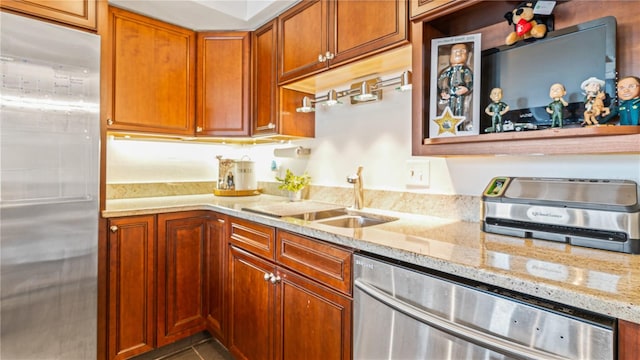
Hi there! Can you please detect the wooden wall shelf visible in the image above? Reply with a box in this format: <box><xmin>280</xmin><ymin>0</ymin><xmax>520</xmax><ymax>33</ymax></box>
<box><xmin>411</xmin><ymin>0</ymin><xmax>640</xmax><ymax>157</ymax></box>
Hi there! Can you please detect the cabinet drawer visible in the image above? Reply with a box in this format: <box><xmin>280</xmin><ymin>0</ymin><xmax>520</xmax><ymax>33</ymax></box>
<box><xmin>276</xmin><ymin>230</ymin><xmax>353</xmax><ymax>295</ymax></box>
<box><xmin>229</xmin><ymin>217</ymin><xmax>276</xmax><ymax>261</ymax></box>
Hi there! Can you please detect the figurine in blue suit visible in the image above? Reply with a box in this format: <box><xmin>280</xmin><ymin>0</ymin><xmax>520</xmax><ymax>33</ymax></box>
<box><xmin>602</xmin><ymin>76</ymin><xmax>640</xmax><ymax>126</ymax></box>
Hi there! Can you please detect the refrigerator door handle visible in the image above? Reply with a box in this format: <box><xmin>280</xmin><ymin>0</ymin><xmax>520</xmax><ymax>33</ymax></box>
<box><xmin>355</xmin><ymin>279</ymin><xmax>569</xmax><ymax>360</ymax></box>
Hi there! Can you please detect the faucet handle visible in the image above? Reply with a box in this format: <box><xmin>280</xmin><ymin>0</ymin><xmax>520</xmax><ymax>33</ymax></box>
<box><xmin>347</xmin><ymin>166</ymin><xmax>363</xmax><ymax>183</ymax></box>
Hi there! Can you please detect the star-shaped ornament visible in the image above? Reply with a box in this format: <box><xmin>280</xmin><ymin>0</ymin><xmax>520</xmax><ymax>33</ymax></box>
<box><xmin>433</xmin><ymin>107</ymin><xmax>464</xmax><ymax>135</ymax></box>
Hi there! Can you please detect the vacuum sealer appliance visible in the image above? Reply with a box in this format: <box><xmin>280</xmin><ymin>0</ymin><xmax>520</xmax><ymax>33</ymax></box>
<box><xmin>481</xmin><ymin>177</ymin><xmax>640</xmax><ymax>254</ymax></box>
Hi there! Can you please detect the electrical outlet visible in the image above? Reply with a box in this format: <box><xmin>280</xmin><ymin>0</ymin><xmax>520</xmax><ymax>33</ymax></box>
<box><xmin>405</xmin><ymin>160</ymin><xmax>430</xmax><ymax>188</ymax></box>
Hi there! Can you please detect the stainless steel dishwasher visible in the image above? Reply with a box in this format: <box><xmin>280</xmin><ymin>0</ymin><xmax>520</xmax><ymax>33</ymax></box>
<box><xmin>353</xmin><ymin>254</ymin><xmax>615</xmax><ymax>360</ymax></box>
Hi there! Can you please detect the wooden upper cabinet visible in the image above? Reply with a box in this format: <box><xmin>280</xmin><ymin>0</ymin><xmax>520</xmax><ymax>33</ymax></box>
<box><xmin>278</xmin><ymin>0</ymin><xmax>328</xmax><ymax>84</ymax></box>
<box><xmin>252</xmin><ymin>20</ymin><xmax>279</xmax><ymax>136</ymax></box>
<box><xmin>1</xmin><ymin>0</ymin><xmax>97</xmax><ymax>30</ymax></box>
<box><xmin>253</xmin><ymin>20</ymin><xmax>315</xmax><ymax>138</ymax></box>
<box><xmin>197</xmin><ymin>31</ymin><xmax>251</xmax><ymax>136</ymax></box>
<box><xmin>278</xmin><ymin>0</ymin><xmax>408</xmax><ymax>84</ymax></box>
<box><xmin>105</xmin><ymin>7</ymin><xmax>196</xmax><ymax>136</ymax></box>
<box><xmin>330</xmin><ymin>0</ymin><xmax>408</xmax><ymax>65</ymax></box>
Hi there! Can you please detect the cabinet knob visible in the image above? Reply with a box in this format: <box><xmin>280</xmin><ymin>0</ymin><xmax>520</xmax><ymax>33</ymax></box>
<box><xmin>107</xmin><ymin>118</ymin><xmax>113</xmax><ymax>126</ymax></box>
<box><xmin>325</xmin><ymin>51</ymin><xmax>334</xmax><ymax>60</ymax></box>
<box><xmin>110</xmin><ymin>225</ymin><xmax>118</xmax><ymax>233</ymax></box>
<box><xmin>268</xmin><ymin>122</ymin><xmax>275</xmax><ymax>129</ymax></box>
<box><xmin>318</xmin><ymin>53</ymin><xmax>326</xmax><ymax>63</ymax></box>
<box><xmin>264</xmin><ymin>273</ymin><xmax>272</xmax><ymax>281</ymax></box>
<box><xmin>269</xmin><ymin>274</ymin><xmax>281</xmax><ymax>284</ymax></box>
<box><xmin>196</xmin><ymin>126</ymin><xmax>203</xmax><ymax>133</ymax></box>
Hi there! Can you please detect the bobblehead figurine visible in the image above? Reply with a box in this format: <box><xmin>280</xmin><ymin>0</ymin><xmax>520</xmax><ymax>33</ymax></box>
<box><xmin>581</xmin><ymin>77</ymin><xmax>610</xmax><ymax>125</ymax></box>
<box><xmin>546</xmin><ymin>83</ymin><xmax>568</xmax><ymax>128</ymax></box>
<box><xmin>484</xmin><ymin>88</ymin><xmax>510</xmax><ymax>132</ymax></box>
<box><xmin>603</xmin><ymin>76</ymin><xmax>640</xmax><ymax>126</ymax></box>
<box><xmin>437</xmin><ymin>43</ymin><xmax>473</xmax><ymax>117</ymax></box>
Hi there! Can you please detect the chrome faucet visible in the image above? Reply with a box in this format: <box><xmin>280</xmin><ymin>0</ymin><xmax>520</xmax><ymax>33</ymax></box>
<box><xmin>347</xmin><ymin>166</ymin><xmax>364</xmax><ymax>210</ymax></box>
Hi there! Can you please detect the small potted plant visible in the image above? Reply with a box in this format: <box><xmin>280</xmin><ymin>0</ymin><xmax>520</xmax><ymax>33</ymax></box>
<box><xmin>276</xmin><ymin>169</ymin><xmax>311</xmax><ymax>201</ymax></box>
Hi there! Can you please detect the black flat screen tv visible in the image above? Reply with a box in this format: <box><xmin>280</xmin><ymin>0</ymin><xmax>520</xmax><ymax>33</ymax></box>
<box><xmin>480</xmin><ymin>16</ymin><xmax>617</xmax><ymax>131</ymax></box>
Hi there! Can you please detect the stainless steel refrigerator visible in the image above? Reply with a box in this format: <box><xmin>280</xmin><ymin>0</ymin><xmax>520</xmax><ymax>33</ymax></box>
<box><xmin>1</xmin><ymin>12</ymin><xmax>100</xmax><ymax>359</ymax></box>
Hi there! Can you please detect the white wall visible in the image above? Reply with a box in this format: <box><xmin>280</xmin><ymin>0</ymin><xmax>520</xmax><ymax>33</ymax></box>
<box><xmin>107</xmin><ymin>75</ymin><xmax>640</xmax><ymax>196</ymax></box>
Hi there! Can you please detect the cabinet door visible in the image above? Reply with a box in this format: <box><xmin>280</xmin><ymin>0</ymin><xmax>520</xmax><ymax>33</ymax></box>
<box><xmin>196</xmin><ymin>31</ymin><xmax>250</xmax><ymax>136</ymax></box>
<box><xmin>204</xmin><ymin>213</ymin><xmax>227</xmax><ymax>343</ymax></box>
<box><xmin>157</xmin><ymin>212</ymin><xmax>208</xmax><ymax>347</ymax></box>
<box><xmin>107</xmin><ymin>215</ymin><xmax>155</xmax><ymax>360</ymax></box>
<box><xmin>1</xmin><ymin>0</ymin><xmax>97</xmax><ymax>30</ymax></box>
<box><xmin>330</xmin><ymin>0</ymin><xmax>408</xmax><ymax>66</ymax></box>
<box><xmin>252</xmin><ymin>20</ymin><xmax>278</xmax><ymax>136</ymax></box>
<box><xmin>278</xmin><ymin>267</ymin><xmax>352</xmax><ymax>360</ymax></box>
<box><xmin>277</xmin><ymin>0</ymin><xmax>329</xmax><ymax>84</ymax></box>
<box><xmin>107</xmin><ymin>7</ymin><xmax>196</xmax><ymax>136</ymax></box>
<box><xmin>228</xmin><ymin>246</ymin><xmax>277</xmax><ymax>360</ymax></box>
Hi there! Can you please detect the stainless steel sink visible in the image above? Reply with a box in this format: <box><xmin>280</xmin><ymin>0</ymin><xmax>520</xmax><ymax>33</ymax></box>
<box><xmin>288</xmin><ymin>209</ymin><xmax>398</xmax><ymax>228</ymax></box>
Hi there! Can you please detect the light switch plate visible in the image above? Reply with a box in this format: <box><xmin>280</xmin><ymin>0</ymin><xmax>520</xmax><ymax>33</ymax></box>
<box><xmin>405</xmin><ymin>160</ymin><xmax>430</xmax><ymax>188</ymax></box>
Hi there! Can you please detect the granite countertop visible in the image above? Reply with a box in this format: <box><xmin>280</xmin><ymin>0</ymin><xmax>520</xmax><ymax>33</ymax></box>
<box><xmin>104</xmin><ymin>194</ymin><xmax>640</xmax><ymax>324</ymax></box>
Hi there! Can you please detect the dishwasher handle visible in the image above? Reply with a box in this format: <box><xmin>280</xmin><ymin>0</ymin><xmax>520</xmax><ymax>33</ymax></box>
<box><xmin>355</xmin><ymin>279</ymin><xmax>569</xmax><ymax>360</ymax></box>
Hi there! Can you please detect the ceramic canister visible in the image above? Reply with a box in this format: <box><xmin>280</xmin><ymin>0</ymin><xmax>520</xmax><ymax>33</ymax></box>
<box><xmin>234</xmin><ymin>157</ymin><xmax>256</xmax><ymax>190</ymax></box>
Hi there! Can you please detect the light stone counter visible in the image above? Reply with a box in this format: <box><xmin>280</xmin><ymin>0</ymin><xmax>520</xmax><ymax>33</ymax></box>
<box><xmin>104</xmin><ymin>194</ymin><xmax>640</xmax><ymax>324</ymax></box>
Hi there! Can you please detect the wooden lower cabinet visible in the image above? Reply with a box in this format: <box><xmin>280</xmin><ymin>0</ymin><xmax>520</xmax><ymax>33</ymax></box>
<box><xmin>204</xmin><ymin>213</ymin><xmax>228</xmax><ymax>343</ymax></box>
<box><xmin>227</xmin><ymin>218</ymin><xmax>353</xmax><ymax>360</ymax></box>
<box><xmin>157</xmin><ymin>211</ymin><xmax>210</xmax><ymax>347</ymax></box>
<box><xmin>107</xmin><ymin>215</ymin><xmax>156</xmax><ymax>360</ymax></box>
<box><xmin>619</xmin><ymin>319</ymin><xmax>640</xmax><ymax>360</ymax></box>
<box><xmin>228</xmin><ymin>246</ymin><xmax>277</xmax><ymax>360</ymax></box>
<box><xmin>279</xmin><ymin>267</ymin><xmax>351</xmax><ymax>360</ymax></box>
<box><xmin>106</xmin><ymin>211</ymin><xmax>227</xmax><ymax>359</ymax></box>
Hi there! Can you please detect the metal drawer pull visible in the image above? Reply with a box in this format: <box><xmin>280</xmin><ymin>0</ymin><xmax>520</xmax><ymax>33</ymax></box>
<box><xmin>263</xmin><ymin>273</ymin><xmax>281</xmax><ymax>284</ymax></box>
<box><xmin>354</xmin><ymin>279</ymin><xmax>568</xmax><ymax>360</ymax></box>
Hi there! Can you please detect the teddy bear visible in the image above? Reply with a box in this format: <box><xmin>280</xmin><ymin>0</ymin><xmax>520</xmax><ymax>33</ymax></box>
<box><xmin>504</xmin><ymin>1</ymin><xmax>552</xmax><ymax>46</ymax></box>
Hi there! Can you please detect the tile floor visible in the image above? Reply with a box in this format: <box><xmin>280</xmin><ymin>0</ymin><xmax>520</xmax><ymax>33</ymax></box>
<box><xmin>132</xmin><ymin>333</ymin><xmax>233</xmax><ymax>360</ymax></box>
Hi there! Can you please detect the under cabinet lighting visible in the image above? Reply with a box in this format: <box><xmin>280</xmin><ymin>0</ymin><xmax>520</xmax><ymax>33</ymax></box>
<box><xmin>296</xmin><ymin>96</ymin><xmax>315</xmax><ymax>113</ymax></box>
<box><xmin>324</xmin><ymin>89</ymin><xmax>341</xmax><ymax>106</ymax></box>
<box><xmin>294</xmin><ymin>70</ymin><xmax>412</xmax><ymax>112</ymax></box>
<box><xmin>351</xmin><ymin>79</ymin><xmax>381</xmax><ymax>102</ymax></box>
